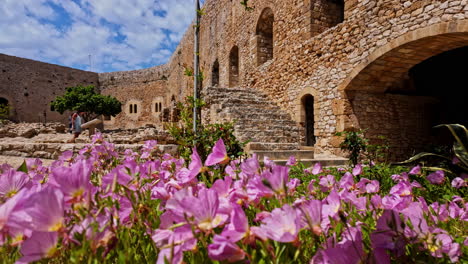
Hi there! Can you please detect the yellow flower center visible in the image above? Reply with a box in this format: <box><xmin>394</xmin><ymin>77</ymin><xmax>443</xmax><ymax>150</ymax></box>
<box><xmin>48</xmin><ymin>220</ymin><xmax>63</xmax><ymax>232</ymax></box>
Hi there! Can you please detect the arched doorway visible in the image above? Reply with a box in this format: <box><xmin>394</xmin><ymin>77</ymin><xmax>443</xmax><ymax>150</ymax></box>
<box><xmin>0</xmin><ymin>97</ymin><xmax>10</xmax><ymax>119</ymax></box>
<box><xmin>341</xmin><ymin>21</ymin><xmax>468</xmax><ymax>158</ymax></box>
<box><xmin>302</xmin><ymin>94</ymin><xmax>315</xmax><ymax>146</ymax></box>
<box><xmin>256</xmin><ymin>8</ymin><xmax>274</xmax><ymax>66</ymax></box>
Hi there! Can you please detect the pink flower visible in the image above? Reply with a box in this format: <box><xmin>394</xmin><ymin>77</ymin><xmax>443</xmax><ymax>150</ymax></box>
<box><xmin>298</xmin><ymin>199</ymin><xmax>322</xmax><ymax>235</ymax></box>
<box><xmin>262</xmin><ymin>165</ymin><xmax>289</xmax><ymax>195</ymax></box>
<box><xmin>319</xmin><ymin>175</ymin><xmax>335</xmax><ymax>192</ymax></box>
<box><xmin>259</xmin><ymin>204</ymin><xmax>300</xmax><ymax>242</ymax></box>
<box><xmin>426</xmin><ymin>170</ymin><xmax>445</xmax><ymax>185</ymax></box>
<box><xmin>322</xmin><ymin>190</ymin><xmax>341</xmax><ymax>219</ymax></box>
<box><xmin>352</xmin><ymin>164</ymin><xmax>363</xmax><ymax>176</ymax></box>
<box><xmin>409</xmin><ymin>165</ymin><xmax>421</xmax><ymax>175</ymax></box>
<box><xmin>17</xmin><ymin>232</ymin><xmax>58</xmax><ymax>264</ymax></box>
<box><xmin>221</xmin><ymin>204</ymin><xmax>249</xmax><ymax>242</ymax></box>
<box><xmin>205</xmin><ymin>139</ymin><xmax>229</xmax><ymax>166</ymax></box>
<box><xmin>339</xmin><ymin>172</ymin><xmax>354</xmax><ymax>190</ymax></box>
<box><xmin>176</xmin><ymin>148</ymin><xmax>202</xmax><ymax>184</ymax></box>
<box><xmin>311</xmin><ymin>163</ymin><xmax>323</xmax><ymax>175</ymax></box>
<box><xmin>286</xmin><ymin>156</ymin><xmax>297</xmax><ymax>166</ymax></box>
<box><xmin>451</xmin><ymin>177</ymin><xmax>466</xmax><ymax>188</ymax></box>
<box><xmin>390</xmin><ymin>181</ymin><xmax>412</xmax><ymax>197</ymax></box>
<box><xmin>208</xmin><ymin>235</ymin><xmax>246</xmax><ymax>262</ymax></box>
<box><xmin>49</xmin><ymin>160</ymin><xmax>92</xmax><ymax>202</ymax></box>
<box><xmin>22</xmin><ymin>187</ymin><xmax>64</xmax><ymax>232</ymax></box>
<box><xmin>366</xmin><ymin>180</ymin><xmax>380</xmax><ymax>193</ymax></box>
<box><xmin>0</xmin><ymin>169</ymin><xmax>30</xmax><ymax>198</ymax></box>
<box><xmin>152</xmin><ymin>225</ymin><xmax>196</xmax><ymax>264</ymax></box>
<box><xmin>181</xmin><ymin>187</ymin><xmax>226</xmax><ymax>231</ymax></box>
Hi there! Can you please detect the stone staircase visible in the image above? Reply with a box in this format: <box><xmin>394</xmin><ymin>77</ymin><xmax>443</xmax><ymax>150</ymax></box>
<box><xmin>202</xmin><ymin>87</ymin><xmax>313</xmax><ymax>161</ymax></box>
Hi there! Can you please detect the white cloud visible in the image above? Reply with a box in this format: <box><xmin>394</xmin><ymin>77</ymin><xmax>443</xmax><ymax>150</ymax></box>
<box><xmin>0</xmin><ymin>0</ymin><xmax>197</xmax><ymax>72</ymax></box>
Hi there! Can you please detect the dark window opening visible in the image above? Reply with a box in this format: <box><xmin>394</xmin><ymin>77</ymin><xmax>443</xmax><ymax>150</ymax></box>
<box><xmin>229</xmin><ymin>46</ymin><xmax>239</xmax><ymax>87</ymax></box>
<box><xmin>256</xmin><ymin>8</ymin><xmax>274</xmax><ymax>66</ymax></box>
<box><xmin>129</xmin><ymin>104</ymin><xmax>133</xmax><ymax>114</ymax></box>
<box><xmin>302</xmin><ymin>95</ymin><xmax>315</xmax><ymax>146</ymax></box>
<box><xmin>212</xmin><ymin>59</ymin><xmax>220</xmax><ymax>86</ymax></box>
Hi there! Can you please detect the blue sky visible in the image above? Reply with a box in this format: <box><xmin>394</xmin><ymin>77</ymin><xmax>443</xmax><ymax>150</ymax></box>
<box><xmin>0</xmin><ymin>0</ymin><xmax>204</xmax><ymax>72</ymax></box>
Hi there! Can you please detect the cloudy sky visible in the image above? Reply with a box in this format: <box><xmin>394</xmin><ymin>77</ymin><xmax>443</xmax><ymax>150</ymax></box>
<box><xmin>0</xmin><ymin>0</ymin><xmax>203</xmax><ymax>72</ymax></box>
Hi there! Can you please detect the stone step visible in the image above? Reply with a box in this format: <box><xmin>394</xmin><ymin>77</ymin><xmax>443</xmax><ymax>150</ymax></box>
<box><xmin>273</xmin><ymin>158</ymin><xmax>348</xmax><ymax>167</ymax></box>
<box><xmin>248</xmin><ymin>150</ymin><xmax>314</xmax><ymax>160</ymax></box>
<box><xmin>246</xmin><ymin>142</ymin><xmax>300</xmax><ymax>151</ymax></box>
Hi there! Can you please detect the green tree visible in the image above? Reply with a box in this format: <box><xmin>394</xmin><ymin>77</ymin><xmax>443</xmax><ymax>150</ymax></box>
<box><xmin>50</xmin><ymin>85</ymin><xmax>122</xmax><ymax>120</ymax></box>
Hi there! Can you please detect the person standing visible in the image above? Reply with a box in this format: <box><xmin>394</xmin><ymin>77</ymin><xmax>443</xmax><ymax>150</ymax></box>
<box><xmin>68</xmin><ymin>111</ymin><xmax>84</xmax><ymax>143</ymax></box>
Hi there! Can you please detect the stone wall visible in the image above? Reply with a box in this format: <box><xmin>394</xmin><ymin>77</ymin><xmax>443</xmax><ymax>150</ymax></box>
<box><xmin>160</xmin><ymin>0</ymin><xmax>468</xmax><ymax>157</ymax></box>
<box><xmin>0</xmin><ymin>53</ymin><xmax>98</xmax><ymax>123</ymax></box>
<box><xmin>98</xmin><ymin>65</ymin><xmax>169</xmax><ymax>129</ymax></box>
<box><xmin>3</xmin><ymin>0</ymin><xmax>468</xmax><ymax>159</ymax></box>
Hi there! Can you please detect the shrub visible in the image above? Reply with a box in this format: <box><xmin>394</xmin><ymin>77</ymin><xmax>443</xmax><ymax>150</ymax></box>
<box><xmin>166</xmin><ymin>96</ymin><xmax>247</xmax><ymax>162</ymax></box>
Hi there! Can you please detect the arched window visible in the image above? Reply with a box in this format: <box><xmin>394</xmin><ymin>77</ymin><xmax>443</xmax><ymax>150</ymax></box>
<box><xmin>129</xmin><ymin>104</ymin><xmax>133</xmax><ymax>114</ymax></box>
<box><xmin>159</xmin><ymin>102</ymin><xmax>162</xmax><ymax>112</ymax></box>
<box><xmin>256</xmin><ymin>8</ymin><xmax>274</xmax><ymax>66</ymax></box>
<box><xmin>301</xmin><ymin>94</ymin><xmax>315</xmax><ymax>146</ymax></box>
<box><xmin>229</xmin><ymin>46</ymin><xmax>239</xmax><ymax>87</ymax></box>
<box><xmin>133</xmin><ymin>104</ymin><xmax>138</xmax><ymax>114</ymax></box>
<box><xmin>155</xmin><ymin>103</ymin><xmax>159</xmax><ymax>112</ymax></box>
<box><xmin>212</xmin><ymin>59</ymin><xmax>220</xmax><ymax>87</ymax></box>
<box><xmin>310</xmin><ymin>0</ymin><xmax>344</xmax><ymax>36</ymax></box>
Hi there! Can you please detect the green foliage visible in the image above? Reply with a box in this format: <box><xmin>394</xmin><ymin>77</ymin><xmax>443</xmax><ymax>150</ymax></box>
<box><xmin>50</xmin><ymin>85</ymin><xmax>122</xmax><ymax>120</ymax></box>
<box><xmin>166</xmin><ymin>96</ymin><xmax>248</xmax><ymax>163</ymax></box>
<box><xmin>398</xmin><ymin>124</ymin><xmax>468</xmax><ymax>176</ymax></box>
<box><xmin>336</xmin><ymin>129</ymin><xmax>368</xmax><ymax>166</ymax></box>
<box><xmin>240</xmin><ymin>0</ymin><xmax>254</xmax><ymax>11</ymax></box>
<box><xmin>0</xmin><ymin>103</ymin><xmax>10</xmax><ymax>120</ymax></box>
<box><xmin>364</xmin><ymin>135</ymin><xmax>391</xmax><ymax>164</ymax></box>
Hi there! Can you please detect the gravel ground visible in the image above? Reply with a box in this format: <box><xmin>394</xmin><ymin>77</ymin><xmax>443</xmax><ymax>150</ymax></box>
<box><xmin>0</xmin><ymin>155</ymin><xmax>55</xmax><ymax>168</ymax></box>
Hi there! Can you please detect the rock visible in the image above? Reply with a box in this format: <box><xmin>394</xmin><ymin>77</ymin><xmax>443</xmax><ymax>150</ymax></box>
<box><xmin>20</xmin><ymin>128</ymin><xmax>38</xmax><ymax>138</ymax></box>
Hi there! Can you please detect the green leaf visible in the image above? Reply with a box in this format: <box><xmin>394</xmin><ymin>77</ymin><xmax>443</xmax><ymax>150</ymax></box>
<box><xmin>394</xmin><ymin>152</ymin><xmax>451</xmax><ymax>165</ymax></box>
<box><xmin>17</xmin><ymin>160</ymin><xmax>28</xmax><ymax>173</ymax></box>
<box><xmin>434</xmin><ymin>124</ymin><xmax>468</xmax><ymax>154</ymax></box>
<box><xmin>453</xmin><ymin>141</ymin><xmax>468</xmax><ymax>168</ymax></box>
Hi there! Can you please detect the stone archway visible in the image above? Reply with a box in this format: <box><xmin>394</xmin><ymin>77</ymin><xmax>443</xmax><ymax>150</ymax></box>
<box><xmin>338</xmin><ymin>20</ymin><xmax>468</xmax><ymax>159</ymax></box>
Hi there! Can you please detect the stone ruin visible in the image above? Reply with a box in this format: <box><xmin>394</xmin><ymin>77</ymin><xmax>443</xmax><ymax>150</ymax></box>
<box><xmin>1</xmin><ymin>0</ymin><xmax>468</xmax><ymax>162</ymax></box>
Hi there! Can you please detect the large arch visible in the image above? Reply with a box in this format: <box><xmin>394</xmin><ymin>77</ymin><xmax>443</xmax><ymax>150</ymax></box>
<box><xmin>255</xmin><ymin>7</ymin><xmax>274</xmax><ymax>66</ymax></box>
<box><xmin>338</xmin><ymin>20</ymin><xmax>468</xmax><ymax>159</ymax></box>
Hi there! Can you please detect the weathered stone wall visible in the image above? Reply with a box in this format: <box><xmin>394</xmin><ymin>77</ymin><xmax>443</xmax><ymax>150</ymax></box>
<box><xmin>0</xmin><ymin>53</ymin><xmax>98</xmax><ymax>123</ymax></box>
<box><xmin>3</xmin><ymin>0</ymin><xmax>468</xmax><ymax>160</ymax></box>
<box><xmin>98</xmin><ymin>65</ymin><xmax>169</xmax><ymax>129</ymax></box>
<box><xmin>161</xmin><ymin>0</ymin><xmax>468</xmax><ymax>157</ymax></box>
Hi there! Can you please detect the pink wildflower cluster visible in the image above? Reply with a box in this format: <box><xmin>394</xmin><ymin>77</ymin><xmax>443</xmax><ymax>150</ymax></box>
<box><xmin>0</xmin><ymin>135</ymin><xmax>466</xmax><ymax>263</ymax></box>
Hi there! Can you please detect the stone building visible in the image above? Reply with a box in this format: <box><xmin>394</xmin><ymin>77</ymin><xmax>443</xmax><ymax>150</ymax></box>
<box><xmin>1</xmin><ymin>0</ymin><xmax>468</xmax><ymax>159</ymax></box>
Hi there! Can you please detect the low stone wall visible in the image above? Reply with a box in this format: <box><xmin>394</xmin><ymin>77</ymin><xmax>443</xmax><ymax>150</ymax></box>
<box><xmin>0</xmin><ymin>142</ymin><xmax>178</xmax><ymax>160</ymax></box>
